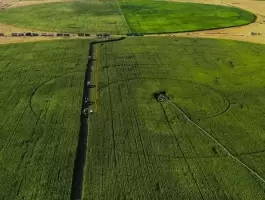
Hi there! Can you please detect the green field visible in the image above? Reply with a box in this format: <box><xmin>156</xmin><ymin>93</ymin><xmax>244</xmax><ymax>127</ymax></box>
<box><xmin>0</xmin><ymin>0</ymin><xmax>255</xmax><ymax>34</ymax></box>
<box><xmin>119</xmin><ymin>0</ymin><xmax>255</xmax><ymax>33</ymax></box>
<box><xmin>82</xmin><ymin>37</ymin><xmax>265</xmax><ymax>199</ymax></box>
<box><xmin>0</xmin><ymin>39</ymin><xmax>89</xmax><ymax>199</ymax></box>
<box><xmin>0</xmin><ymin>0</ymin><xmax>129</xmax><ymax>34</ymax></box>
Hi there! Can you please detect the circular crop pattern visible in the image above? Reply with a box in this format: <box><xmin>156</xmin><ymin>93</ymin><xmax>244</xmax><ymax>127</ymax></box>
<box><xmin>128</xmin><ymin>79</ymin><xmax>230</xmax><ymax>120</ymax></box>
<box><xmin>30</xmin><ymin>72</ymin><xmax>82</xmax><ymax>125</ymax></box>
<box><xmin>121</xmin><ymin>0</ymin><xmax>256</xmax><ymax>34</ymax></box>
<box><xmin>0</xmin><ymin>0</ymin><xmax>255</xmax><ymax>34</ymax></box>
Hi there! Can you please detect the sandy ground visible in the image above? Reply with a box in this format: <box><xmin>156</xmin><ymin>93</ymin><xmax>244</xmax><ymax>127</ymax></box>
<box><xmin>0</xmin><ymin>36</ymin><xmax>62</xmax><ymax>44</ymax></box>
<box><xmin>0</xmin><ymin>0</ymin><xmax>265</xmax><ymax>44</ymax></box>
<box><xmin>0</xmin><ymin>0</ymin><xmax>70</xmax><ymax>8</ymax></box>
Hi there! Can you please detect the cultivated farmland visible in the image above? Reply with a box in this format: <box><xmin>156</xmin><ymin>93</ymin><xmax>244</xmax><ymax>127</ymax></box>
<box><xmin>0</xmin><ymin>39</ymin><xmax>89</xmax><ymax>199</ymax></box>
<box><xmin>0</xmin><ymin>0</ymin><xmax>129</xmax><ymax>34</ymax></box>
<box><xmin>82</xmin><ymin>37</ymin><xmax>265</xmax><ymax>200</ymax></box>
<box><xmin>0</xmin><ymin>0</ymin><xmax>255</xmax><ymax>34</ymax></box>
<box><xmin>119</xmin><ymin>0</ymin><xmax>255</xmax><ymax>33</ymax></box>
<box><xmin>1</xmin><ymin>0</ymin><xmax>265</xmax><ymax>199</ymax></box>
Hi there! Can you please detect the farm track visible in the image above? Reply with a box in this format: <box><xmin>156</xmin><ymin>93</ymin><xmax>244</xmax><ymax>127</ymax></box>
<box><xmin>70</xmin><ymin>37</ymin><xmax>125</xmax><ymax>200</ymax></box>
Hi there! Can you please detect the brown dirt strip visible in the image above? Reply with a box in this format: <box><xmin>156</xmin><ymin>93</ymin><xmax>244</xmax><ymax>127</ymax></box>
<box><xmin>0</xmin><ymin>36</ymin><xmax>61</xmax><ymax>44</ymax></box>
<box><xmin>1</xmin><ymin>0</ymin><xmax>70</xmax><ymax>8</ymax></box>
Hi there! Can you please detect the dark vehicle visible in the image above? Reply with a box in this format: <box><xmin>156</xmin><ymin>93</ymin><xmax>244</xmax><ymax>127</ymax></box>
<box><xmin>18</xmin><ymin>33</ymin><xmax>24</xmax><ymax>36</ymax></box>
<box><xmin>103</xmin><ymin>33</ymin><xmax>110</xmax><ymax>37</ymax></box>
<box><xmin>63</xmin><ymin>33</ymin><xmax>70</xmax><ymax>37</ymax></box>
<box><xmin>57</xmin><ymin>33</ymin><xmax>63</xmax><ymax>37</ymax></box>
<box><xmin>83</xmin><ymin>108</ymin><xmax>89</xmax><ymax>117</ymax></box>
<box><xmin>127</xmin><ymin>33</ymin><xmax>144</xmax><ymax>36</ymax></box>
<box><xmin>32</xmin><ymin>33</ymin><xmax>39</xmax><ymax>36</ymax></box>
<box><xmin>0</xmin><ymin>33</ymin><xmax>4</xmax><ymax>36</ymax></box>
<box><xmin>41</xmin><ymin>33</ymin><xmax>47</xmax><ymax>36</ymax></box>
<box><xmin>25</xmin><ymin>32</ymin><xmax>32</xmax><ymax>36</ymax></box>
<box><xmin>83</xmin><ymin>108</ymin><xmax>93</xmax><ymax>117</ymax></box>
<box><xmin>154</xmin><ymin>91</ymin><xmax>168</xmax><ymax>102</ymax></box>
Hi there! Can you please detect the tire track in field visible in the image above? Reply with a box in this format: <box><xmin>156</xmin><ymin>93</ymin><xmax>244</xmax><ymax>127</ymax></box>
<box><xmin>115</xmin><ymin>0</ymin><xmax>131</xmax><ymax>33</ymax></box>
<box><xmin>98</xmin><ymin>77</ymin><xmax>265</xmax><ymax>157</ymax></box>
<box><xmin>167</xmin><ymin>105</ymin><xmax>220</xmax><ymax>199</ymax></box>
<box><xmin>159</xmin><ymin>103</ymin><xmax>205</xmax><ymax>200</ymax></box>
<box><xmin>161</xmin><ymin>94</ymin><xmax>265</xmax><ymax>185</ymax></box>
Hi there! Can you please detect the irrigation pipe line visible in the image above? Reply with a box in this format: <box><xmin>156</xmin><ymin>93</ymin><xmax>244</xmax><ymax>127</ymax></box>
<box><xmin>115</xmin><ymin>0</ymin><xmax>131</xmax><ymax>33</ymax></box>
<box><xmin>160</xmin><ymin>94</ymin><xmax>265</xmax><ymax>184</ymax></box>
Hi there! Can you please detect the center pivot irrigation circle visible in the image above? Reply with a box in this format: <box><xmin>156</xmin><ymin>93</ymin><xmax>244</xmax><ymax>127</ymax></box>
<box><xmin>100</xmin><ymin>78</ymin><xmax>230</xmax><ymax>120</ymax></box>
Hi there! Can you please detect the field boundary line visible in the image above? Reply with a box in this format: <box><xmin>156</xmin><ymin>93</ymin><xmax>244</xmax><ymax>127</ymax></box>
<box><xmin>115</xmin><ymin>0</ymin><xmax>131</xmax><ymax>33</ymax></box>
<box><xmin>161</xmin><ymin>95</ymin><xmax>265</xmax><ymax>184</ymax></box>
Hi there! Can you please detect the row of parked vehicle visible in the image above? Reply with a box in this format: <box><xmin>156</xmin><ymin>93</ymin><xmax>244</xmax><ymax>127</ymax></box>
<box><xmin>0</xmin><ymin>32</ymin><xmax>145</xmax><ymax>37</ymax></box>
<box><xmin>0</xmin><ymin>32</ymin><xmax>93</xmax><ymax>37</ymax></box>
<box><xmin>127</xmin><ymin>33</ymin><xmax>144</xmax><ymax>36</ymax></box>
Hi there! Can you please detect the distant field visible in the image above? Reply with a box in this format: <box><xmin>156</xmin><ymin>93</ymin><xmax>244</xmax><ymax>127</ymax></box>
<box><xmin>0</xmin><ymin>0</ymin><xmax>129</xmax><ymax>34</ymax></box>
<box><xmin>0</xmin><ymin>39</ymin><xmax>89</xmax><ymax>199</ymax></box>
<box><xmin>119</xmin><ymin>0</ymin><xmax>256</xmax><ymax>33</ymax></box>
<box><xmin>82</xmin><ymin>37</ymin><xmax>265</xmax><ymax>199</ymax></box>
<box><xmin>0</xmin><ymin>0</ymin><xmax>255</xmax><ymax>34</ymax></box>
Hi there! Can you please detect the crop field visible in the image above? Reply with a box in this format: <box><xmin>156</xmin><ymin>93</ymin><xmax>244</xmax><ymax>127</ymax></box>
<box><xmin>82</xmin><ymin>37</ymin><xmax>265</xmax><ymax>200</ymax></box>
<box><xmin>0</xmin><ymin>0</ymin><xmax>129</xmax><ymax>34</ymax></box>
<box><xmin>0</xmin><ymin>39</ymin><xmax>89</xmax><ymax>199</ymax></box>
<box><xmin>119</xmin><ymin>0</ymin><xmax>255</xmax><ymax>33</ymax></box>
<box><xmin>0</xmin><ymin>0</ymin><xmax>255</xmax><ymax>34</ymax></box>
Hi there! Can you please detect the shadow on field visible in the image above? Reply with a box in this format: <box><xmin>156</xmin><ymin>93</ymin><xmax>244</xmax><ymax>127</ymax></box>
<box><xmin>70</xmin><ymin>37</ymin><xmax>126</xmax><ymax>200</ymax></box>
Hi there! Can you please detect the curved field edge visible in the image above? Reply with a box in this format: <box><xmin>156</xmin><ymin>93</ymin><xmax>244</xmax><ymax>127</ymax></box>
<box><xmin>0</xmin><ymin>39</ymin><xmax>89</xmax><ymax>200</ymax></box>
<box><xmin>82</xmin><ymin>37</ymin><xmax>265</xmax><ymax>200</ymax></box>
<box><xmin>0</xmin><ymin>0</ymin><xmax>256</xmax><ymax>34</ymax></box>
<box><xmin>119</xmin><ymin>0</ymin><xmax>256</xmax><ymax>34</ymax></box>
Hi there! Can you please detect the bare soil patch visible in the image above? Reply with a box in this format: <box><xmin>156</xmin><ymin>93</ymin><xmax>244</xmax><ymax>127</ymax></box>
<box><xmin>0</xmin><ymin>0</ymin><xmax>70</xmax><ymax>8</ymax></box>
<box><xmin>0</xmin><ymin>36</ymin><xmax>60</xmax><ymax>44</ymax></box>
